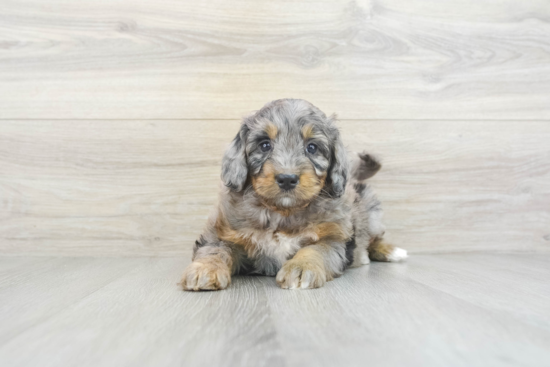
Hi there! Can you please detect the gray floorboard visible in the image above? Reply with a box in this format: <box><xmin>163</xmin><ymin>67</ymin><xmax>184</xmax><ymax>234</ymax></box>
<box><xmin>0</xmin><ymin>254</ymin><xmax>549</xmax><ymax>367</ymax></box>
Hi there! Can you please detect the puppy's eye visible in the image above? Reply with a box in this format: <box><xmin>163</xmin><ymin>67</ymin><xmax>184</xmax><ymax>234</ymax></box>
<box><xmin>306</xmin><ymin>143</ymin><xmax>318</xmax><ymax>154</ymax></box>
<box><xmin>260</xmin><ymin>141</ymin><xmax>272</xmax><ymax>152</ymax></box>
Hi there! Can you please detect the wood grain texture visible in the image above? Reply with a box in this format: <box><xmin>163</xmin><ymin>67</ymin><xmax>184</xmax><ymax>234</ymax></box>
<box><xmin>0</xmin><ymin>257</ymin><xmax>284</xmax><ymax>367</ymax></box>
<box><xmin>0</xmin><ymin>254</ymin><xmax>549</xmax><ymax>367</ymax></box>
<box><xmin>1</xmin><ymin>0</ymin><xmax>550</xmax><ymax>119</ymax></box>
<box><xmin>0</xmin><ymin>119</ymin><xmax>549</xmax><ymax>255</ymax></box>
<box><xmin>404</xmin><ymin>253</ymin><xmax>550</xmax><ymax>331</ymax></box>
<box><xmin>0</xmin><ymin>257</ymin><xmax>146</xmax><ymax>344</ymax></box>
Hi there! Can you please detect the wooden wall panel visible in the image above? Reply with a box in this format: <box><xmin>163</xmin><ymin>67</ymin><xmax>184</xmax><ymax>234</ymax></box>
<box><xmin>0</xmin><ymin>0</ymin><xmax>549</xmax><ymax>119</ymax></box>
<box><xmin>1</xmin><ymin>120</ymin><xmax>548</xmax><ymax>256</ymax></box>
<box><xmin>1</xmin><ymin>0</ymin><xmax>549</xmax><ymax>255</ymax></box>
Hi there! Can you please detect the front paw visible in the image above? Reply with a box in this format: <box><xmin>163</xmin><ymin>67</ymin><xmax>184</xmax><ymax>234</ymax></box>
<box><xmin>276</xmin><ymin>258</ymin><xmax>327</xmax><ymax>290</ymax></box>
<box><xmin>180</xmin><ymin>260</ymin><xmax>231</xmax><ymax>291</ymax></box>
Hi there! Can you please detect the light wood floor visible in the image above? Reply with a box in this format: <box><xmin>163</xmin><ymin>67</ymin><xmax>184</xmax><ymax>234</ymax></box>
<box><xmin>0</xmin><ymin>253</ymin><xmax>549</xmax><ymax>367</ymax></box>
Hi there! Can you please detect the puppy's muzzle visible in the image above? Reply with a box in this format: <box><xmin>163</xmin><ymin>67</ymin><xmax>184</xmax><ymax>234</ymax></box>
<box><xmin>276</xmin><ymin>174</ymin><xmax>299</xmax><ymax>191</ymax></box>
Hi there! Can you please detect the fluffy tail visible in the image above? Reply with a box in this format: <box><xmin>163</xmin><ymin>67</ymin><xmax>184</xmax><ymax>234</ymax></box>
<box><xmin>350</xmin><ymin>152</ymin><xmax>382</xmax><ymax>182</ymax></box>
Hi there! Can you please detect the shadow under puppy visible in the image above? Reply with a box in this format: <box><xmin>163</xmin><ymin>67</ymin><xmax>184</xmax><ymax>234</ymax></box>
<box><xmin>181</xmin><ymin>98</ymin><xmax>407</xmax><ymax>291</ymax></box>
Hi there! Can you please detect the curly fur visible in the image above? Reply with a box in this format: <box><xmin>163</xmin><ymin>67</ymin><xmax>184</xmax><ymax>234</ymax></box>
<box><xmin>181</xmin><ymin>98</ymin><xmax>407</xmax><ymax>291</ymax></box>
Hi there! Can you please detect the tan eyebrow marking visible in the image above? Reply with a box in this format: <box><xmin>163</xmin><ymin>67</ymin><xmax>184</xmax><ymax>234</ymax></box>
<box><xmin>266</xmin><ymin>122</ymin><xmax>278</xmax><ymax>140</ymax></box>
<box><xmin>301</xmin><ymin>124</ymin><xmax>314</xmax><ymax>139</ymax></box>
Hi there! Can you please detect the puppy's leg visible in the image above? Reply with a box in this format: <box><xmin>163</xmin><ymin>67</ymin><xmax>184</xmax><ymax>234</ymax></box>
<box><xmin>276</xmin><ymin>241</ymin><xmax>345</xmax><ymax>290</ymax></box>
<box><xmin>181</xmin><ymin>243</ymin><xmax>235</xmax><ymax>291</ymax></box>
<box><xmin>368</xmin><ymin>238</ymin><xmax>408</xmax><ymax>262</ymax></box>
<box><xmin>350</xmin><ymin>152</ymin><xmax>407</xmax><ymax>264</ymax></box>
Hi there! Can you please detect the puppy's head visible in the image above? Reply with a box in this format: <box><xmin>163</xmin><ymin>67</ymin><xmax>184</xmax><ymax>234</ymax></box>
<box><xmin>221</xmin><ymin>99</ymin><xmax>348</xmax><ymax>209</ymax></box>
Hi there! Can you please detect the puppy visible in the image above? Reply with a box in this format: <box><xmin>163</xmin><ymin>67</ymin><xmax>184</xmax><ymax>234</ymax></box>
<box><xmin>181</xmin><ymin>98</ymin><xmax>407</xmax><ymax>291</ymax></box>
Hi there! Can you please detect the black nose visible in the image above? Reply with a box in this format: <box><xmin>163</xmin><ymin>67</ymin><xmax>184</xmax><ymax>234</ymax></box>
<box><xmin>276</xmin><ymin>174</ymin><xmax>299</xmax><ymax>191</ymax></box>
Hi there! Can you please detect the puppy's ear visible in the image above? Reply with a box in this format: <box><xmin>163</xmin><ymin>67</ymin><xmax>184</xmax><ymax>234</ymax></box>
<box><xmin>221</xmin><ymin>124</ymin><xmax>249</xmax><ymax>192</ymax></box>
<box><xmin>326</xmin><ymin>114</ymin><xmax>349</xmax><ymax>198</ymax></box>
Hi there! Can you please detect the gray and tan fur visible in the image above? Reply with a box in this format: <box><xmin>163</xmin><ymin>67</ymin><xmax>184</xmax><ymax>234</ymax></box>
<box><xmin>181</xmin><ymin>99</ymin><xmax>407</xmax><ymax>291</ymax></box>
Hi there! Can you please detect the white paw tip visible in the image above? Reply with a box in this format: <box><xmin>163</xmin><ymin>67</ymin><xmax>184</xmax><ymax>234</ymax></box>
<box><xmin>388</xmin><ymin>248</ymin><xmax>408</xmax><ymax>262</ymax></box>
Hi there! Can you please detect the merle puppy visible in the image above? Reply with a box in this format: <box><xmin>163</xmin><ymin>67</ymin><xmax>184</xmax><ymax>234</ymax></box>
<box><xmin>181</xmin><ymin>99</ymin><xmax>407</xmax><ymax>291</ymax></box>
